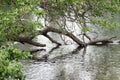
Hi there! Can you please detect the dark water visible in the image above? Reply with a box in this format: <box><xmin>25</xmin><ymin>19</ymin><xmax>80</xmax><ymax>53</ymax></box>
<box><xmin>18</xmin><ymin>13</ymin><xmax>120</xmax><ymax>80</ymax></box>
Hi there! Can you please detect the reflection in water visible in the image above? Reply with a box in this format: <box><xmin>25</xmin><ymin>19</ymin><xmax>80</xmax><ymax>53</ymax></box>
<box><xmin>22</xmin><ymin>44</ymin><xmax>120</xmax><ymax>80</ymax></box>
<box><xmin>21</xmin><ymin>13</ymin><xmax>120</xmax><ymax>80</ymax></box>
<box><xmin>87</xmin><ymin>45</ymin><xmax>120</xmax><ymax>80</ymax></box>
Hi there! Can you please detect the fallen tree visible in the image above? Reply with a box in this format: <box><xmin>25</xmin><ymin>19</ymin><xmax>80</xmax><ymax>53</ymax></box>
<box><xmin>13</xmin><ymin>0</ymin><xmax>119</xmax><ymax>48</ymax></box>
<box><xmin>87</xmin><ymin>37</ymin><xmax>116</xmax><ymax>45</ymax></box>
<box><xmin>18</xmin><ymin>34</ymin><xmax>46</xmax><ymax>47</ymax></box>
<box><xmin>1</xmin><ymin>0</ymin><xmax>120</xmax><ymax>79</ymax></box>
<box><xmin>17</xmin><ymin>26</ymin><xmax>116</xmax><ymax>48</ymax></box>
<box><xmin>1</xmin><ymin>0</ymin><xmax>119</xmax><ymax>48</ymax></box>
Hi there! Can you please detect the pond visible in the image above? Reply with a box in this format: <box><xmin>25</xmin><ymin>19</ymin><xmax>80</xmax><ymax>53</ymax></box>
<box><xmin>21</xmin><ymin>44</ymin><xmax>120</xmax><ymax>80</ymax></box>
<box><xmin>17</xmin><ymin>13</ymin><xmax>120</xmax><ymax>80</ymax></box>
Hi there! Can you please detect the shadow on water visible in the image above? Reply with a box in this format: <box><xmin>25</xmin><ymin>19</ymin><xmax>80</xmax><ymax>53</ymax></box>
<box><xmin>21</xmin><ymin>44</ymin><xmax>120</xmax><ymax>80</ymax></box>
<box><xmin>20</xmin><ymin>13</ymin><xmax>120</xmax><ymax>80</ymax></box>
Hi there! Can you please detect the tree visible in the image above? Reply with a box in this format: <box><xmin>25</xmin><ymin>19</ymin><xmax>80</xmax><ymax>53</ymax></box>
<box><xmin>0</xmin><ymin>0</ymin><xmax>120</xmax><ymax>79</ymax></box>
<box><xmin>38</xmin><ymin>0</ymin><xmax>120</xmax><ymax>46</ymax></box>
<box><xmin>0</xmin><ymin>0</ymin><xmax>120</xmax><ymax>46</ymax></box>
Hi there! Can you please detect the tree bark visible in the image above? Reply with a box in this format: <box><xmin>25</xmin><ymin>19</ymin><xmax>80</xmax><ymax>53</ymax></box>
<box><xmin>39</xmin><ymin>27</ymin><xmax>86</xmax><ymax>47</ymax></box>
<box><xmin>87</xmin><ymin>37</ymin><xmax>115</xmax><ymax>45</ymax></box>
<box><xmin>44</xmin><ymin>34</ymin><xmax>61</xmax><ymax>45</ymax></box>
<box><xmin>17</xmin><ymin>27</ymin><xmax>116</xmax><ymax>47</ymax></box>
<box><xmin>30</xmin><ymin>49</ymin><xmax>46</xmax><ymax>54</ymax></box>
<box><xmin>18</xmin><ymin>35</ymin><xmax>46</xmax><ymax>47</ymax></box>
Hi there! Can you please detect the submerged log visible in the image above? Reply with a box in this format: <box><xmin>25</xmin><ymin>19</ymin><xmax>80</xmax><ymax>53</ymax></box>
<box><xmin>30</xmin><ymin>49</ymin><xmax>46</xmax><ymax>54</ymax></box>
<box><xmin>87</xmin><ymin>37</ymin><xmax>115</xmax><ymax>45</ymax></box>
<box><xmin>16</xmin><ymin>27</ymin><xmax>116</xmax><ymax>47</ymax></box>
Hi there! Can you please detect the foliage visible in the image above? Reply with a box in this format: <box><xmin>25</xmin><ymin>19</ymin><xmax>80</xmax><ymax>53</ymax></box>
<box><xmin>0</xmin><ymin>0</ymin><xmax>44</xmax><ymax>45</ymax></box>
<box><xmin>0</xmin><ymin>0</ymin><xmax>38</xmax><ymax>79</ymax></box>
<box><xmin>41</xmin><ymin>0</ymin><xmax>120</xmax><ymax>31</ymax></box>
<box><xmin>0</xmin><ymin>46</ymin><xmax>31</xmax><ymax>80</ymax></box>
<box><xmin>0</xmin><ymin>0</ymin><xmax>120</xmax><ymax>80</ymax></box>
<box><xmin>0</xmin><ymin>0</ymin><xmax>120</xmax><ymax>43</ymax></box>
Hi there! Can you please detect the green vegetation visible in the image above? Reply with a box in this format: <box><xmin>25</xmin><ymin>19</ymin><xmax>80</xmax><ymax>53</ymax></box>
<box><xmin>0</xmin><ymin>0</ymin><xmax>120</xmax><ymax>79</ymax></box>
<box><xmin>0</xmin><ymin>46</ymin><xmax>31</xmax><ymax>80</ymax></box>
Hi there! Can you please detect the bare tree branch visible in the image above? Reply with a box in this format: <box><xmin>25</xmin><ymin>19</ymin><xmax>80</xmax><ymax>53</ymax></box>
<box><xmin>39</xmin><ymin>27</ymin><xmax>86</xmax><ymax>47</ymax></box>
<box><xmin>44</xmin><ymin>34</ymin><xmax>61</xmax><ymax>45</ymax></box>
<box><xmin>18</xmin><ymin>35</ymin><xmax>46</xmax><ymax>47</ymax></box>
<box><xmin>87</xmin><ymin>37</ymin><xmax>116</xmax><ymax>45</ymax></box>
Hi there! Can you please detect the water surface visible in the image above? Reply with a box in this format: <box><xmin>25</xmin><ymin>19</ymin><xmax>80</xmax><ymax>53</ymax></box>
<box><xmin>20</xmin><ymin>13</ymin><xmax>120</xmax><ymax>80</ymax></box>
